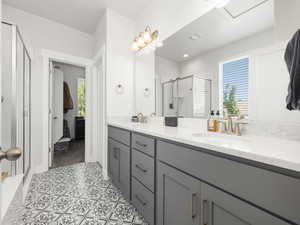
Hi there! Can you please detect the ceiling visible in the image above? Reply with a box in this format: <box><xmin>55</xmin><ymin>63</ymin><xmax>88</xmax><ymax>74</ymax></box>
<box><xmin>156</xmin><ymin>0</ymin><xmax>274</xmax><ymax>62</ymax></box>
<box><xmin>3</xmin><ymin>0</ymin><xmax>150</xmax><ymax>34</ymax></box>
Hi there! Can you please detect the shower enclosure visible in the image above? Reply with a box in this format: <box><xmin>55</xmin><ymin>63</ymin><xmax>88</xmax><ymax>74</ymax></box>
<box><xmin>162</xmin><ymin>75</ymin><xmax>212</xmax><ymax>118</ymax></box>
<box><xmin>1</xmin><ymin>21</ymin><xmax>31</xmax><ymax>179</ymax></box>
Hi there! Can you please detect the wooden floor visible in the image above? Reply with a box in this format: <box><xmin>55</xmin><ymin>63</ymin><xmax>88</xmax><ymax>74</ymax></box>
<box><xmin>52</xmin><ymin>140</ymin><xmax>85</xmax><ymax>168</ymax></box>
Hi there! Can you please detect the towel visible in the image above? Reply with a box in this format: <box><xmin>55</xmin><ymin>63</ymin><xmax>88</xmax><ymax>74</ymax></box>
<box><xmin>285</xmin><ymin>29</ymin><xmax>300</xmax><ymax>110</ymax></box>
<box><xmin>64</xmin><ymin>81</ymin><xmax>73</xmax><ymax>113</ymax></box>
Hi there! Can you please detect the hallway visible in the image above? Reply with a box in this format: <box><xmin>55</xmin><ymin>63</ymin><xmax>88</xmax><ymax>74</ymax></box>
<box><xmin>52</xmin><ymin>140</ymin><xmax>85</xmax><ymax>168</ymax></box>
<box><xmin>22</xmin><ymin>163</ymin><xmax>147</xmax><ymax>225</ymax></box>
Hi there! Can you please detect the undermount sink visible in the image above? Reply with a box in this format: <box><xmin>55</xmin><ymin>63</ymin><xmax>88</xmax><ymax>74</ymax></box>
<box><xmin>192</xmin><ymin>133</ymin><xmax>211</xmax><ymax>137</ymax></box>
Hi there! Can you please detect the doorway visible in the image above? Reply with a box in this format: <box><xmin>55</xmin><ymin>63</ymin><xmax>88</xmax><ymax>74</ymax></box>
<box><xmin>49</xmin><ymin>61</ymin><xmax>86</xmax><ymax>168</ymax></box>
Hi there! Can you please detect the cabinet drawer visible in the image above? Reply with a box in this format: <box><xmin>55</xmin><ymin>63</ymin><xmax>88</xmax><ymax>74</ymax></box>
<box><xmin>132</xmin><ymin>133</ymin><xmax>155</xmax><ymax>156</ymax></box>
<box><xmin>108</xmin><ymin>126</ymin><xmax>130</xmax><ymax>146</ymax></box>
<box><xmin>132</xmin><ymin>177</ymin><xmax>154</xmax><ymax>225</ymax></box>
<box><xmin>157</xmin><ymin>140</ymin><xmax>300</xmax><ymax>225</ymax></box>
<box><xmin>132</xmin><ymin>149</ymin><xmax>155</xmax><ymax>192</ymax></box>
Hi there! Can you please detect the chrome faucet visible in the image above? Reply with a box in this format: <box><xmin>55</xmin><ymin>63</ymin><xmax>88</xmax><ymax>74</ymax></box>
<box><xmin>137</xmin><ymin>113</ymin><xmax>147</xmax><ymax>123</ymax></box>
<box><xmin>223</xmin><ymin>115</ymin><xmax>248</xmax><ymax>136</ymax></box>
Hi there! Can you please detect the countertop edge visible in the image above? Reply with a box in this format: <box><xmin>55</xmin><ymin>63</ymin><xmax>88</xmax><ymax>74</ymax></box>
<box><xmin>107</xmin><ymin>122</ymin><xmax>300</xmax><ymax>177</ymax></box>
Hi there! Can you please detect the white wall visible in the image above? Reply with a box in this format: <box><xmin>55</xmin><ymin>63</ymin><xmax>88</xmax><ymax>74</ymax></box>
<box><xmin>155</xmin><ymin>56</ymin><xmax>180</xmax><ymax>83</ymax></box>
<box><xmin>135</xmin><ymin>53</ymin><xmax>155</xmax><ymax>115</ymax></box>
<box><xmin>133</xmin><ymin>0</ymin><xmax>215</xmax><ymax>115</ymax></box>
<box><xmin>106</xmin><ymin>9</ymin><xmax>135</xmax><ymax>116</ymax></box>
<box><xmin>94</xmin><ymin>12</ymin><xmax>107</xmax><ymax>56</ymax></box>
<box><xmin>135</xmin><ymin>0</ymin><xmax>214</xmax><ymax>42</ymax></box>
<box><xmin>54</xmin><ymin>63</ymin><xmax>85</xmax><ymax>139</ymax></box>
<box><xmin>2</xmin><ymin>4</ymin><xmax>95</xmax><ymax>172</ymax></box>
<box><xmin>179</xmin><ymin>29</ymin><xmax>276</xmax><ymax>111</ymax></box>
<box><xmin>154</xmin><ymin>56</ymin><xmax>180</xmax><ymax>115</ymax></box>
<box><xmin>274</xmin><ymin>0</ymin><xmax>300</xmax><ymax>41</ymax></box>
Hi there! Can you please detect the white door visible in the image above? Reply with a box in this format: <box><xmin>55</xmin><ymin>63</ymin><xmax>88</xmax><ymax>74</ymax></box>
<box><xmin>48</xmin><ymin>64</ymin><xmax>63</xmax><ymax>168</ymax></box>
<box><xmin>1</xmin><ymin>23</ymin><xmax>30</xmax><ymax>224</ymax></box>
<box><xmin>52</xmin><ymin>68</ymin><xmax>64</xmax><ymax>143</ymax></box>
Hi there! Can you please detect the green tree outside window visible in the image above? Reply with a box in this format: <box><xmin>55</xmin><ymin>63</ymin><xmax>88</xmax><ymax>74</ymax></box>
<box><xmin>78</xmin><ymin>78</ymin><xmax>86</xmax><ymax>116</ymax></box>
<box><xmin>223</xmin><ymin>84</ymin><xmax>240</xmax><ymax>115</ymax></box>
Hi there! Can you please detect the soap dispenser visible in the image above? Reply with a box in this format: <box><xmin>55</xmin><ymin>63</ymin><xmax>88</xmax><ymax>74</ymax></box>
<box><xmin>207</xmin><ymin>110</ymin><xmax>219</xmax><ymax>132</ymax></box>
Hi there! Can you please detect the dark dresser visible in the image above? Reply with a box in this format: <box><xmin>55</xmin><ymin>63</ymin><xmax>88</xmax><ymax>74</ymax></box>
<box><xmin>75</xmin><ymin>116</ymin><xmax>85</xmax><ymax>140</ymax></box>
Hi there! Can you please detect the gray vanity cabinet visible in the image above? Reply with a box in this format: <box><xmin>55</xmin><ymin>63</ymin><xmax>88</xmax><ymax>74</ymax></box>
<box><xmin>201</xmin><ymin>183</ymin><xmax>290</xmax><ymax>225</ymax></box>
<box><xmin>119</xmin><ymin>145</ymin><xmax>130</xmax><ymax>200</ymax></box>
<box><xmin>108</xmin><ymin>128</ymin><xmax>131</xmax><ymax>200</ymax></box>
<box><xmin>157</xmin><ymin>161</ymin><xmax>201</xmax><ymax>225</ymax></box>
<box><xmin>108</xmin><ymin>139</ymin><xmax>119</xmax><ymax>186</ymax></box>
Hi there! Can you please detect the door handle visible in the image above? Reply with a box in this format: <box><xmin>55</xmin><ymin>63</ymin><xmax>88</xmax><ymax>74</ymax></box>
<box><xmin>53</xmin><ymin>116</ymin><xmax>58</xmax><ymax>119</ymax></box>
<box><xmin>203</xmin><ymin>199</ymin><xmax>209</xmax><ymax>225</ymax></box>
<box><xmin>192</xmin><ymin>193</ymin><xmax>197</xmax><ymax>219</ymax></box>
<box><xmin>0</xmin><ymin>147</ymin><xmax>22</xmax><ymax>162</ymax></box>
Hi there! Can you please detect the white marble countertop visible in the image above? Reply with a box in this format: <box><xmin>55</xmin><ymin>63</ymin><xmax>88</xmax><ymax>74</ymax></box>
<box><xmin>108</xmin><ymin>118</ymin><xmax>300</xmax><ymax>173</ymax></box>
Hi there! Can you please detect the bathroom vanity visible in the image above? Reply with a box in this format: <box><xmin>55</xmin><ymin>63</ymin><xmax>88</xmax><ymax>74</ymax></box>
<box><xmin>107</xmin><ymin>121</ymin><xmax>300</xmax><ymax>225</ymax></box>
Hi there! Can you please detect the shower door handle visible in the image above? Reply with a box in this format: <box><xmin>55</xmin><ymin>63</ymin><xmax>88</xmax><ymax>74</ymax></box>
<box><xmin>0</xmin><ymin>147</ymin><xmax>22</xmax><ymax>162</ymax></box>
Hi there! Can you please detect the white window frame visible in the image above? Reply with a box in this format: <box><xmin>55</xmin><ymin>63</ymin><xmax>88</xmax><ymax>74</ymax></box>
<box><xmin>218</xmin><ymin>55</ymin><xmax>250</xmax><ymax>117</ymax></box>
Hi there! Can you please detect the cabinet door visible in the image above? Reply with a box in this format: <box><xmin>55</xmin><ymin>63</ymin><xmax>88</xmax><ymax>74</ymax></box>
<box><xmin>202</xmin><ymin>183</ymin><xmax>290</xmax><ymax>225</ymax></box>
<box><xmin>108</xmin><ymin>139</ymin><xmax>120</xmax><ymax>187</ymax></box>
<box><xmin>157</xmin><ymin>162</ymin><xmax>201</xmax><ymax>225</ymax></box>
<box><xmin>119</xmin><ymin>145</ymin><xmax>130</xmax><ymax>200</ymax></box>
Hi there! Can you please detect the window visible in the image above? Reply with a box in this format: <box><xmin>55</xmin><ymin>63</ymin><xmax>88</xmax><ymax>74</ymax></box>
<box><xmin>219</xmin><ymin>57</ymin><xmax>249</xmax><ymax>116</ymax></box>
<box><xmin>77</xmin><ymin>78</ymin><xmax>86</xmax><ymax>116</ymax></box>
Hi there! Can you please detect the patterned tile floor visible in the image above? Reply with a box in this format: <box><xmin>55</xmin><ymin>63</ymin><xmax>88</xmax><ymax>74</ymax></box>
<box><xmin>21</xmin><ymin>163</ymin><xmax>148</xmax><ymax>225</ymax></box>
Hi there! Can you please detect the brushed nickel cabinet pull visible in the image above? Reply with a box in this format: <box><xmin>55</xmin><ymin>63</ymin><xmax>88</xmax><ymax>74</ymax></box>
<box><xmin>135</xmin><ymin>164</ymin><xmax>147</xmax><ymax>173</ymax></box>
<box><xmin>192</xmin><ymin>193</ymin><xmax>197</xmax><ymax>219</ymax></box>
<box><xmin>136</xmin><ymin>141</ymin><xmax>147</xmax><ymax>148</ymax></box>
<box><xmin>135</xmin><ymin>194</ymin><xmax>147</xmax><ymax>206</ymax></box>
<box><xmin>113</xmin><ymin>147</ymin><xmax>120</xmax><ymax>159</ymax></box>
<box><xmin>203</xmin><ymin>199</ymin><xmax>209</xmax><ymax>225</ymax></box>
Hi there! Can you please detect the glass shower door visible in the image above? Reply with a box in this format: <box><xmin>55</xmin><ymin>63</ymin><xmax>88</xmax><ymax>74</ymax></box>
<box><xmin>0</xmin><ymin>21</ymin><xmax>31</xmax><ymax>222</ymax></box>
<box><xmin>1</xmin><ymin>21</ymin><xmax>31</xmax><ymax>180</ymax></box>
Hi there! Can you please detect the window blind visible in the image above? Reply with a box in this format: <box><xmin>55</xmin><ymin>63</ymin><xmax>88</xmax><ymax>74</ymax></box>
<box><xmin>222</xmin><ymin>57</ymin><xmax>249</xmax><ymax>115</ymax></box>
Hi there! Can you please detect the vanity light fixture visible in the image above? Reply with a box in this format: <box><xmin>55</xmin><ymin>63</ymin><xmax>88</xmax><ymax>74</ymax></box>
<box><xmin>183</xmin><ymin>54</ymin><xmax>189</xmax><ymax>58</ymax></box>
<box><xmin>132</xmin><ymin>26</ymin><xmax>163</xmax><ymax>54</ymax></box>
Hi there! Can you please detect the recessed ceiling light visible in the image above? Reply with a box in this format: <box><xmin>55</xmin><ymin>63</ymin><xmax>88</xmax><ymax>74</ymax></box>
<box><xmin>189</xmin><ymin>34</ymin><xmax>201</xmax><ymax>40</ymax></box>
<box><xmin>183</xmin><ymin>54</ymin><xmax>189</xmax><ymax>58</ymax></box>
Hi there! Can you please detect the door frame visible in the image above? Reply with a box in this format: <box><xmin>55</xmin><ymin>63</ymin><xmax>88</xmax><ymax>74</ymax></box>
<box><xmin>41</xmin><ymin>49</ymin><xmax>94</xmax><ymax>171</ymax></box>
<box><xmin>93</xmin><ymin>46</ymin><xmax>108</xmax><ymax>179</ymax></box>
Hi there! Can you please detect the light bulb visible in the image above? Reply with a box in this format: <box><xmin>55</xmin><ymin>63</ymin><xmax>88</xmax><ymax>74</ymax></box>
<box><xmin>143</xmin><ymin>27</ymin><xmax>152</xmax><ymax>43</ymax></box>
<box><xmin>132</xmin><ymin>40</ymin><xmax>139</xmax><ymax>51</ymax></box>
<box><xmin>137</xmin><ymin>33</ymin><xmax>146</xmax><ymax>48</ymax></box>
